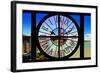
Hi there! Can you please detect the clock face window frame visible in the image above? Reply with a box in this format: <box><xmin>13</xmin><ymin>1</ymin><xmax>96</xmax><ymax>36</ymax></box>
<box><xmin>37</xmin><ymin>14</ymin><xmax>80</xmax><ymax>59</ymax></box>
<box><xmin>22</xmin><ymin>10</ymin><xmax>91</xmax><ymax>62</ymax></box>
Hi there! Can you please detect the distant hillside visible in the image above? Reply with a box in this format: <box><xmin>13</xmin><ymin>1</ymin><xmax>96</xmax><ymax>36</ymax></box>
<box><xmin>23</xmin><ymin>34</ymin><xmax>31</xmax><ymax>37</ymax></box>
<box><xmin>84</xmin><ymin>40</ymin><xmax>91</xmax><ymax>42</ymax></box>
<box><xmin>23</xmin><ymin>35</ymin><xmax>31</xmax><ymax>42</ymax></box>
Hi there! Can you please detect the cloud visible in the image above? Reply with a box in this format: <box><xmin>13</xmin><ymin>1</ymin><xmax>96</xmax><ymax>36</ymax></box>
<box><xmin>84</xmin><ymin>33</ymin><xmax>91</xmax><ymax>41</ymax></box>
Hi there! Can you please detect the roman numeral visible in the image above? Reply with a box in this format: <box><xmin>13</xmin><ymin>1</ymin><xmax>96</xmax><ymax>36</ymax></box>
<box><xmin>49</xmin><ymin>19</ymin><xmax>53</xmax><ymax>25</ymax></box>
<box><xmin>45</xmin><ymin>44</ymin><xmax>53</xmax><ymax>53</ymax></box>
<box><xmin>65</xmin><ymin>18</ymin><xmax>70</xmax><ymax>26</ymax></box>
<box><xmin>54</xmin><ymin>16</ymin><xmax>58</xmax><ymax>28</ymax></box>
<box><xmin>60</xmin><ymin>50</ymin><xmax>65</xmax><ymax>57</ymax></box>
<box><xmin>42</xmin><ymin>42</ymin><xmax>48</xmax><ymax>48</ymax></box>
<box><xmin>47</xmin><ymin>49</ymin><xmax>53</xmax><ymax>55</ymax></box>
<box><xmin>39</xmin><ymin>39</ymin><xmax>50</xmax><ymax>43</ymax></box>
<box><xmin>42</xmin><ymin>26</ymin><xmax>49</xmax><ymax>31</ymax></box>
<box><xmin>64</xmin><ymin>21</ymin><xmax>72</xmax><ymax>31</ymax></box>
<box><xmin>69</xmin><ymin>40</ymin><xmax>75</xmax><ymax>48</ymax></box>
<box><xmin>65</xmin><ymin>46</ymin><xmax>73</xmax><ymax>54</ymax></box>
<box><xmin>45</xmin><ymin>22</ymin><xmax>53</xmax><ymax>31</ymax></box>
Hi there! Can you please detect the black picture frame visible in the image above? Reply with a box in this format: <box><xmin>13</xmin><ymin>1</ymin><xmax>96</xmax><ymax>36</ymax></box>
<box><xmin>11</xmin><ymin>1</ymin><xmax>98</xmax><ymax>72</ymax></box>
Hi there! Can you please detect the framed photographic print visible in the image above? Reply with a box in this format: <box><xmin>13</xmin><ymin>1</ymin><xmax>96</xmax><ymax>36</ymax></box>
<box><xmin>11</xmin><ymin>1</ymin><xmax>98</xmax><ymax>72</ymax></box>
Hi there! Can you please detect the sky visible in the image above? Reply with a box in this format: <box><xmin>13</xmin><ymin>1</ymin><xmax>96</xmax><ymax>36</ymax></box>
<box><xmin>84</xmin><ymin>16</ymin><xmax>91</xmax><ymax>40</ymax></box>
<box><xmin>22</xmin><ymin>12</ymin><xmax>31</xmax><ymax>36</ymax></box>
<box><xmin>36</xmin><ymin>13</ymin><xmax>48</xmax><ymax>26</ymax></box>
<box><xmin>22</xmin><ymin>12</ymin><xmax>91</xmax><ymax>40</ymax></box>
